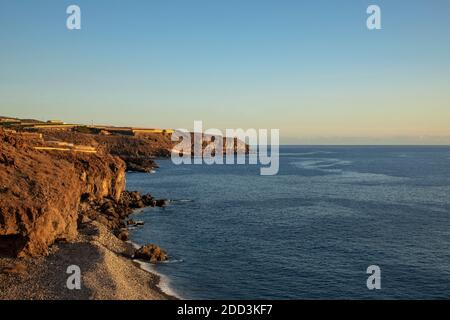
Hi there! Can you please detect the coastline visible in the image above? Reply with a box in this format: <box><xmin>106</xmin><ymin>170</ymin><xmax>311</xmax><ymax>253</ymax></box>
<box><xmin>133</xmin><ymin>259</ymin><xmax>182</xmax><ymax>299</ymax></box>
<box><xmin>127</xmin><ymin>235</ymin><xmax>182</xmax><ymax>299</ymax></box>
<box><xmin>0</xmin><ymin>219</ymin><xmax>177</xmax><ymax>300</ymax></box>
<box><xmin>0</xmin><ymin>127</ymin><xmax>179</xmax><ymax>300</ymax></box>
<box><xmin>0</xmin><ymin>124</ymin><xmax>249</xmax><ymax>300</ymax></box>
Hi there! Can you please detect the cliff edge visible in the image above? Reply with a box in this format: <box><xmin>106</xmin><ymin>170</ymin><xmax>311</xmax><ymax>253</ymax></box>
<box><xmin>0</xmin><ymin>130</ymin><xmax>126</xmax><ymax>257</ymax></box>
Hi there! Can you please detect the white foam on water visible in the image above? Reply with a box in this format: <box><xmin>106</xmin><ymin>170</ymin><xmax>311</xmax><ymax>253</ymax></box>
<box><xmin>172</xmin><ymin>199</ymin><xmax>193</xmax><ymax>204</ymax></box>
<box><xmin>291</xmin><ymin>158</ymin><xmax>352</xmax><ymax>172</ymax></box>
<box><xmin>133</xmin><ymin>259</ymin><xmax>183</xmax><ymax>299</ymax></box>
<box><xmin>160</xmin><ymin>259</ymin><xmax>184</xmax><ymax>264</ymax></box>
<box><xmin>339</xmin><ymin>171</ymin><xmax>406</xmax><ymax>183</ymax></box>
<box><xmin>296</xmin><ymin>151</ymin><xmax>336</xmax><ymax>156</ymax></box>
<box><xmin>126</xmin><ymin>240</ymin><xmax>141</xmax><ymax>250</ymax></box>
<box><xmin>291</xmin><ymin>158</ymin><xmax>406</xmax><ymax>183</ymax></box>
<box><xmin>281</xmin><ymin>151</ymin><xmax>336</xmax><ymax>156</ymax></box>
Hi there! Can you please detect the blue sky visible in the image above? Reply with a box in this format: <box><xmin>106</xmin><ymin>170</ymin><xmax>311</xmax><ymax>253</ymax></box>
<box><xmin>1</xmin><ymin>0</ymin><xmax>450</xmax><ymax>144</ymax></box>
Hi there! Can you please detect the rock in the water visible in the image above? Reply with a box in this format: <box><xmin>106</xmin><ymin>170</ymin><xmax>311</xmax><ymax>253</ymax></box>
<box><xmin>155</xmin><ymin>199</ymin><xmax>170</xmax><ymax>207</ymax></box>
<box><xmin>116</xmin><ymin>229</ymin><xmax>129</xmax><ymax>241</ymax></box>
<box><xmin>141</xmin><ymin>194</ymin><xmax>154</xmax><ymax>206</ymax></box>
<box><xmin>134</xmin><ymin>244</ymin><xmax>168</xmax><ymax>262</ymax></box>
<box><xmin>119</xmin><ymin>191</ymin><xmax>154</xmax><ymax>209</ymax></box>
<box><xmin>123</xmin><ymin>157</ymin><xmax>158</xmax><ymax>173</ymax></box>
<box><xmin>135</xmin><ymin>200</ymin><xmax>146</xmax><ymax>208</ymax></box>
<box><xmin>127</xmin><ymin>219</ymin><xmax>144</xmax><ymax>226</ymax></box>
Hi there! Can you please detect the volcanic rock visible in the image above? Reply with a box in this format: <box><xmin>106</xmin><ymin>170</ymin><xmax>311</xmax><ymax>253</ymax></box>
<box><xmin>134</xmin><ymin>244</ymin><xmax>168</xmax><ymax>262</ymax></box>
<box><xmin>0</xmin><ymin>130</ymin><xmax>125</xmax><ymax>257</ymax></box>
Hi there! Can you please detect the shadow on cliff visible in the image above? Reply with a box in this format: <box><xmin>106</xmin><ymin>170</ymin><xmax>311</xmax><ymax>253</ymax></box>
<box><xmin>0</xmin><ymin>235</ymin><xmax>28</xmax><ymax>258</ymax></box>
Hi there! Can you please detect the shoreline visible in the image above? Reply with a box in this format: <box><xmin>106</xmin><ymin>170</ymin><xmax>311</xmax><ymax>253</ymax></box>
<box><xmin>0</xmin><ymin>219</ymin><xmax>177</xmax><ymax>300</ymax></box>
<box><xmin>0</xmin><ymin>163</ymin><xmax>180</xmax><ymax>300</ymax></box>
<box><xmin>124</xmin><ymin>170</ymin><xmax>184</xmax><ymax>300</ymax></box>
<box><xmin>127</xmin><ymin>238</ymin><xmax>183</xmax><ymax>299</ymax></box>
<box><xmin>1</xmin><ymin>122</ymin><xmax>248</xmax><ymax>300</ymax></box>
<box><xmin>133</xmin><ymin>259</ymin><xmax>182</xmax><ymax>299</ymax></box>
<box><xmin>0</xmin><ymin>128</ymin><xmax>179</xmax><ymax>300</ymax></box>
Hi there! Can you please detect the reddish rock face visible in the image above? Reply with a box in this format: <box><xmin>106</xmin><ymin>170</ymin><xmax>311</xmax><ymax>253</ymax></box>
<box><xmin>42</xmin><ymin>131</ymin><xmax>172</xmax><ymax>172</ymax></box>
<box><xmin>0</xmin><ymin>130</ymin><xmax>126</xmax><ymax>257</ymax></box>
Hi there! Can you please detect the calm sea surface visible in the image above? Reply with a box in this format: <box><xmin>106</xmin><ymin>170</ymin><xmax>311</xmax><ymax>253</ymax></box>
<box><xmin>127</xmin><ymin>146</ymin><xmax>450</xmax><ymax>299</ymax></box>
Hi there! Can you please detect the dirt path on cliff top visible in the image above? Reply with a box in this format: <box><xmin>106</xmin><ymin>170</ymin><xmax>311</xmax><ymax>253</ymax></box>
<box><xmin>0</xmin><ymin>222</ymin><xmax>172</xmax><ymax>300</ymax></box>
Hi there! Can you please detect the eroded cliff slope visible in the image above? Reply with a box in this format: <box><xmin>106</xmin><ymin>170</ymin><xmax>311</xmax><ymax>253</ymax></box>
<box><xmin>0</xmin><ymin>130</ymin><xmax>125</xmax><ymax>257</ymax></box>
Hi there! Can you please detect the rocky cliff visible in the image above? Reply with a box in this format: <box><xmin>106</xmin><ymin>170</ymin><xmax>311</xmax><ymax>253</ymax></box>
<box><xmin>1</xmin><ymin>123</ymin><xmax>250</xmax><ymax>257</ymax></box>
<box><xmin>42</xmin><ymin>131</ymin><xmax>170</xmax><ymax>172</ymax></box>
<box><xmin>0</xmin><ymin>130</ymin><xmax>126</xmax><ymax>257</ymax></box>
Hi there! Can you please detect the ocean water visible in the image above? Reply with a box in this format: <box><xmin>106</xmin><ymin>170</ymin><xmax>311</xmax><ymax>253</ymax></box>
<box><xmin>127</xmin><ymin>146</ymin><xmax>450</xmax><ymax>299</ymax></box>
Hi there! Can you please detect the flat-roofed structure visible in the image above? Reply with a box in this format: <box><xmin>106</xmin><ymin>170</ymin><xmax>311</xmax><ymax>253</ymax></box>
<box><xmin>132</xmin><ymin>128</ymin><xmax>174</xmax><ymax>135</ymax></box>
<box><xmin>23</xmin><ymin>124</ymin><xmax>78</xmax><ymax>131</ymax></box>
<box><xmin>46</xmin><ymin>120</ymin><xmax>65</xmax><ymax>124</ymax></box>
<box><xmin>0</xmin><ymin>118</ymin><xmax>20</xmax><ymax>123</ymax></box>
